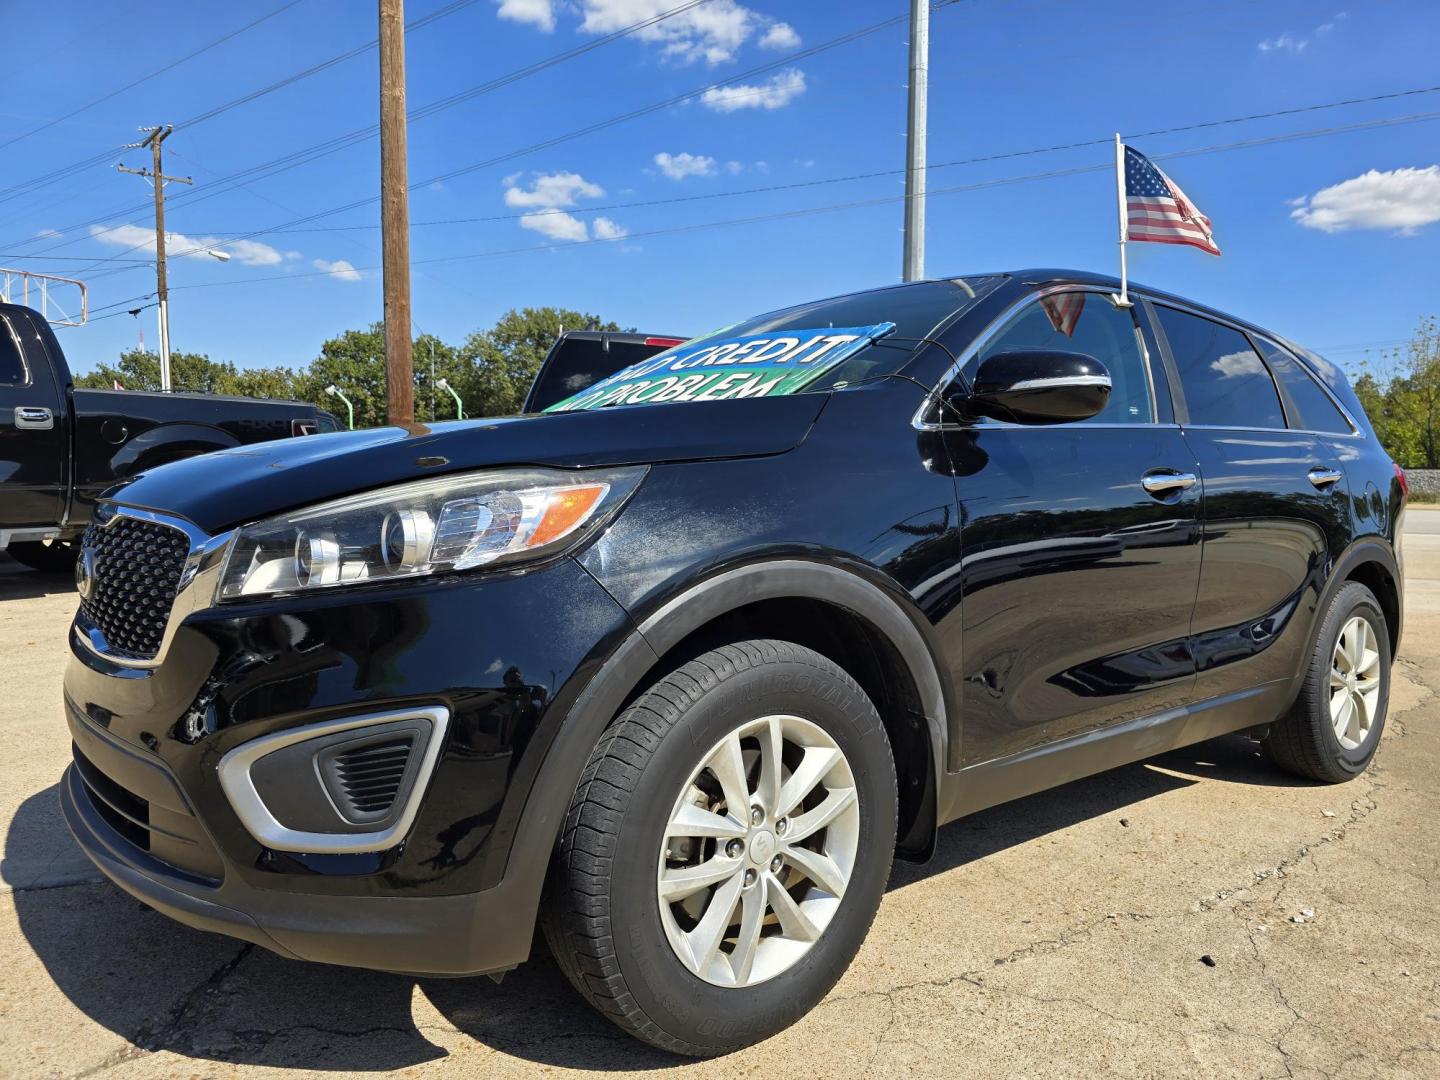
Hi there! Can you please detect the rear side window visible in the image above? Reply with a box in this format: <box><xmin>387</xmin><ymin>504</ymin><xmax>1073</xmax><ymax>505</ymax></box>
<box><xmin>967</xmin><ymin>292</ymin><xmax>1155</xmax><ymax>424</ymax></box>
<box><xmin>0</xmin><ymin>317</ymin><xmax>28</xmax><ymax>385</ymax></box>
<box><xmin>1155</xmin><ymin>306</ymin><xmax>1285</xmax><ymax>429</ymax></box>
<box><xmin>1256</xmin><ymin>340</ymin><xmax>1354</xmax><ymax>434</ymax></box>
<box><xmin>530</xmin><ymin>338</ymin><xmax>663</xmax><ymax>412</ymax></box>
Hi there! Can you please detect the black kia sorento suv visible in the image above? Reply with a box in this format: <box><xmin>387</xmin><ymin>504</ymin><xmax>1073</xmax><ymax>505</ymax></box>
<box><xmin>60</xmin><ymin>270</ymin><xmax>1406</xmax><ymax>1056</ymax></box>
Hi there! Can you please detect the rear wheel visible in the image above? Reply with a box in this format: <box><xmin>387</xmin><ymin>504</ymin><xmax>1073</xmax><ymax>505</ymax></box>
<box><xmin>6</xmin><ymin>539</ymin><xmax>77</xmax><ymax>574</ymax></box>
<box><xmin>541</xmin><ymin>640</ymin><xmax>897</xmax><ymax>1056</ymax></box>
<box><xmin>1264</xmin><ymin>581</ymin><xmax>1391</xmax><ymax>783</ymax></box>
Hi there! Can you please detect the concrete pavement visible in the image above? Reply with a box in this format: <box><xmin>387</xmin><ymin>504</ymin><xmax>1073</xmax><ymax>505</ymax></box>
<box><xmin>0</xmin><ymin>511</ymin><xmax>1437</xmax><ymax>1078</ymax></box>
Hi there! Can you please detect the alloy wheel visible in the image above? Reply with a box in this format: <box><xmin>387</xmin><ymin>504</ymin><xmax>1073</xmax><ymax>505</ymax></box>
<box><xmin>1330</xmin><ymin>615</ymin><xmax>1382</xmax><ymax>751</ymax></box>
<box><xmin>656</xmin><ymin>714</ymin><xmax>860</xmax><ymax>988</ymax></box>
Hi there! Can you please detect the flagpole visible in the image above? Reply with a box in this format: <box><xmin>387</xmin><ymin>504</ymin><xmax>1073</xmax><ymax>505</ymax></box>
<box><xmin>1114</xmin><ymin>132</ymin><xmax>1132</xmax><ymax>307</ymax></box>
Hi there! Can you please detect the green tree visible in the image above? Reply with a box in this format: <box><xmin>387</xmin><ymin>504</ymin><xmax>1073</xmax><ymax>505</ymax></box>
<box><xmin>458</xmin><ymin>307</ymin><xmax>621</xmax><ymax>417</ymax></box>
<box><xmin>293</xmin><ymin>325</ymin><xmax>388</xmax><ymax>429</ymax></box>
<box><xmin>75</xmin><ymin>348</ymin><xmax>247</xmax><ymax>394</ymax></box>
<box><xmin>1356</xmin><ymin>316</ymin><xmax>1440</xmax><ymax>468</ymax></box>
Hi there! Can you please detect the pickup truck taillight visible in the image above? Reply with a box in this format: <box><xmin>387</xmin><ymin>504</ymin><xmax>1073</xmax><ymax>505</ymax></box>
<box><xmin>644</xmin><ymin>336</ymin><xmax>686</xmax><ymax>348</ymax></box>
<box><xmin>1394</xmin><ymin>462</ymin><xmax>1409</xmax><ymax>503</ymax></box>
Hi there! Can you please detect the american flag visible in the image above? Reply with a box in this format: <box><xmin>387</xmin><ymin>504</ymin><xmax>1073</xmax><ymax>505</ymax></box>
<box><xmin>1124</xmin><ymin>145</ymin><xmax>1220</xmax><ymax>256</ymax></box>
<box><xmin>1040</xmin><ymin>292</ymin><xmax>1085</xmax><ymax>337</ymax></box>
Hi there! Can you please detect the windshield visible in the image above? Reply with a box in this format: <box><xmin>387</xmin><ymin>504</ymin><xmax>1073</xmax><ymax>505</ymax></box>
<box><xmin>546</xmin><ymin>276</ymin><xmax>1003</xmax><ymax>412</ymax></box>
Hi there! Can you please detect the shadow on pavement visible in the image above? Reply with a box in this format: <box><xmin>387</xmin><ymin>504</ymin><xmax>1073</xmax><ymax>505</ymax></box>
<box><xmin>8</xmin><ymin>733</ymin><xmax>1316</xmax><ymax>1072</ymax></box>
<box><xmin>0</xmin><ymin>555</ymin><xmax>75</xmax><ymax>601</ymax></box>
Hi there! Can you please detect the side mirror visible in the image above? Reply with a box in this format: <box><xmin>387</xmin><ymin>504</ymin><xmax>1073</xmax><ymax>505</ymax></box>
<box><xmin>960</xmin><ymin>350</ymin><xmax>1111</xmax><ymax>425</ymax></box>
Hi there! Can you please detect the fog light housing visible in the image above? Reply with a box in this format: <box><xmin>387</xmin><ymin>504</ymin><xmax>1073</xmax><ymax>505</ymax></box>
<box><xmin>217</xmin><ymin>706</ymin><xmax>449</xmax><ymax>853</ymax></box>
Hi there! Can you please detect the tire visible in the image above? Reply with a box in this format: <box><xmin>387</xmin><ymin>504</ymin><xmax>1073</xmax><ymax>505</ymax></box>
<box><xmin>6</xmin><ymin>539</ymin><xmax>77</xmax><ymax>574</ymax></box>
<box><xmin>1263</xmin><ymin>581</ymin><xmax>1391</xmax><ymax>783</ymax></box>
<box><xmin>541</xmin><ymin>639</ymin><xmax>898</xmax><ymax>1056</ymax></box>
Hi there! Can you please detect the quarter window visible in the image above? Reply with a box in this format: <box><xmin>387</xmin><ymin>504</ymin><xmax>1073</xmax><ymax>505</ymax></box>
<box><xmin>1155</xmin><ymin>306</ymin><xmax>1285</xmax><ymax>429</ymax></box>
<box><xmin>966</xmin><ymin>292</ymin><xmax>1155</xmax><ymax>424</ymax></box>
<box><xmin>1257</xmin><ymin>340</ymin><xmax>1353</xmax><ymax>434</ymax></box>
<box><xmin>0</xmin><ymin>318</ymin><xmax>27</xmax><ymax>385</ymax></box>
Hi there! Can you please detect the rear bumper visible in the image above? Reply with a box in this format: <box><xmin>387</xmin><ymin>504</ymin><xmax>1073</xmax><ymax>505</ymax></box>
<box><xmin>60</xmin><ymin>760</ymin><xmax>537</xmax><ymax>976</ymax></box>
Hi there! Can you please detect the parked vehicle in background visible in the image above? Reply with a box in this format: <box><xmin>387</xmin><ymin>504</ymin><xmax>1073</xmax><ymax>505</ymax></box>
<box><xmin>0</xmin><ymin>302</ymin><xmax>339</xmax><ymax>571</ymax></box>
<box><xmin>57</xmin><ymin>270</ymin><xmax>1405</xmax><ymax>1055</ymax></box>
<box><xmin>524</xmin><ymin>329</ymin><xmax>688</xmax><ymax>413</ymax></box>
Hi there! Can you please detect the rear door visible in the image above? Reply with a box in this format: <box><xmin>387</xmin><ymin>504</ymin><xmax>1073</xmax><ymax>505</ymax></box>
<box><xmin>0</xmin><ymin>310</ymin><xmax>66</xmax><ymax>528</ymax></box>
<box><xmin>1148</xmin><ymin>302</ymin><xmax>1354</xmax><ymax>700</ymax></box>
<box><xmin>938</xmin><ymin>288</ymin><xmax>1204</xmax><ymax>764</ymax></box>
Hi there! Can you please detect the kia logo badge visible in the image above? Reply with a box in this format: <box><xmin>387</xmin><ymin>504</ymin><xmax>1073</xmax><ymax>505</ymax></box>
<box><xmin>75</xmin><ymin>548</ymin><xmax>96</xmax><ymax>600</ymax></box>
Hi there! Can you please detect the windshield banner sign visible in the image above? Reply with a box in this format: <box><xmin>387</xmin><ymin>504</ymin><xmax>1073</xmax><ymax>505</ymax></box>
<box><xmin>546</xmin><ymin>322</ymin><xmax>897</xmax><ymax>412</ymax></box>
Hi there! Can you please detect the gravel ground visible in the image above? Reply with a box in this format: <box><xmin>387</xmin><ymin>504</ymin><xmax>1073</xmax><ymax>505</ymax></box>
<box><xmin>1</xmin><ymin>509</ymin><xmax>1437</xmax><ymax>1079</ymax></box>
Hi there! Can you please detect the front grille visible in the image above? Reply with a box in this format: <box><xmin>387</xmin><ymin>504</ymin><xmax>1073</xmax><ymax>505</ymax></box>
<box><xmin>332</xmin><ymin>735</ymin><xmax>416</xmax><ymax>818</ymax></box>
<box><xmin>79</xmin><ymin>515</ymin><xmax>191</xmax><ymax>660</ymax></box>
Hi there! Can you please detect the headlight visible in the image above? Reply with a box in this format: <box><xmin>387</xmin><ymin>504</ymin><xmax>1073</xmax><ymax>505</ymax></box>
<box><xmin>217</xmin><ymin>466</ymin><xmax>645</xmax><ymax>602</ymax></box>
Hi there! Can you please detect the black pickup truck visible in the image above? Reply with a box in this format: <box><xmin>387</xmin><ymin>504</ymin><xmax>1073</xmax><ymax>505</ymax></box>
<box><xmin>1</xmin><ymin>302</ymin><xmax>339</xmax><ymax>571</ymax></box>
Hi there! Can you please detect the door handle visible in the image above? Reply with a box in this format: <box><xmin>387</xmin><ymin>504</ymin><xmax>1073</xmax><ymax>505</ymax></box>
<box><xmin>1308</xmin><ymin>466</ymin><xmax>1342</xmax><ymax>490</ymax></box>
<box><xmin>1141</xmin><ymin>470</ymin><xmax>1197</xmax><ymax>496</ymax></box>
<box><xmin>14</xmin><ymin>406</ymin><xmax>54</xmax><ymax>430</ymax></box>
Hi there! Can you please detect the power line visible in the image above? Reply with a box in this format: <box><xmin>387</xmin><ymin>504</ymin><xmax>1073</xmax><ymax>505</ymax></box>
<box><xmin>0</xmin><ymin>0</ymin><xmax>489</xmax><ymax>216</ymax></box>
<box><xmin>9</xmin><ymin>0</ymin><xmax>727</xmax><ymax>257</ymax></box>
<box><xmin>72</xmin><ymin>88</ymin><xmax>1440</xmax><ymax>285</ymax></box>
<box><xmin>0</xmin><ymin>1</ymin><xmax>307</xmax><ymax>154</ymax></box>
<box><xmin>105</xmin><ymin>109</ymin><xmax>1436</xmax><ymax>298</ymax></box>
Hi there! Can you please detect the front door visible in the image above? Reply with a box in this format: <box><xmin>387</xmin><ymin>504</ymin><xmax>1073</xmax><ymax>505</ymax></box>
<box><xmin>0</xmin><ymin>310</ymin><xmax>66</xmax><ymax>529</ymax></box>
<box><xmin>939</xmin><ymin>289</ymin><xmax>1203</xmax><ymax>765</ymax></box>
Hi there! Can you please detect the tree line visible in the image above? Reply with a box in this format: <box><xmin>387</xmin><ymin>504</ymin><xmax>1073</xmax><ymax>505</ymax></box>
<box><xmin>75</xmin><ymin>306</ymin><xmax>621</xmax><ymax>428</ymax></box>
<box><xmin>1353</xmin><ymin>316</ymin><xmax>1440</xmax><ymax>470</ymax></box>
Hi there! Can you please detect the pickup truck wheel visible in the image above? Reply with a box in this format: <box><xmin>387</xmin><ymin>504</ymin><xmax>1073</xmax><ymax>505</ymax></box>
<box><xmin>541</xmin><ymin>640</ymin><xmax>897</xmax><ymax>1056</ymax></box>
<box><xmin>6</xmin><ymin>539</ymin><xmax>78</xmax><ymax>574</ymax></box>
<box><xmin>1263</xmin><ymin>581</ymin><xmax>1391</xmax><ymax>783</ymax></box>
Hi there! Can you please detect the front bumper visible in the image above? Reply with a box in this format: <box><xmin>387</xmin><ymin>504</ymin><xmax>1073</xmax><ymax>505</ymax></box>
<box><xmin>60</xmin><ymin>554</ymin><xmax>635</xmax><ymax>975</ymax></box>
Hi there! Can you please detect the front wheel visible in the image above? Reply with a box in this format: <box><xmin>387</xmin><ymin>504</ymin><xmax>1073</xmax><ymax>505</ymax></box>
<box><xmin>6</xmin><ymin>539</ymin><xmax>77</xmax><ymax>574</ymax></box>
<box><xmin>541</xmin><ymin>640</ymin><xmax>897</xmax><ymax>1056</ymax></box>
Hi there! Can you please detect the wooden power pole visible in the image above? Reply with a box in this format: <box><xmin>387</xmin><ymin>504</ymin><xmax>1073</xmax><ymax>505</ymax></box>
<box><xmin>379</xmin><ymin>0</ymin><xmax>414</xmax><ymax>424</ymax></box>
<box><xmin>118</xmin><ymin>125</ymin><xmax>191</xmax><ymax>391</ymax></box>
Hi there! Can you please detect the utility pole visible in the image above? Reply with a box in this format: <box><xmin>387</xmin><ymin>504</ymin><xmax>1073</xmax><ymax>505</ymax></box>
<box><xmin>118</xmin><ymin>125</ymin><xmax>190</xmax><ymax>391</ymax></box>
<box><xmin>379</xmin><ymin>0</ymin><xmax>414</xmax><ymax>424</ymax></box>
<box><xmin>902</xmin><ymin>0</ymin><xmax>929</xmax><ymax>282</ymax></box>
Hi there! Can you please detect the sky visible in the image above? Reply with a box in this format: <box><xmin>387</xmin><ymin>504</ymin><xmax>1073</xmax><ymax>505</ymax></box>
<box><xmin>2</xmin><ymin>0</ymin><xmax>1438</xmax><ymax>380</ymax></box>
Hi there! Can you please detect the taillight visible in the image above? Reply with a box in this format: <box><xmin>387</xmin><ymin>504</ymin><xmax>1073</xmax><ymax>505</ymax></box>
<box><xmin>1394</xmin><ymin>462</ymin><xmax>1409</xmax><ymax>502</ymax></box>
<box><xmin>644</xmin><ymin>336</ymin><xmax>686</xmax><ymax>348</ymax></box>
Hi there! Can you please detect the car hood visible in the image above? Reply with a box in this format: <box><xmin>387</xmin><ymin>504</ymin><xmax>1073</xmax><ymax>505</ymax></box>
<box><xmin>106</xmin><ymin>393</ymin><xmax>828</xmax><ymax>533</ymax></box>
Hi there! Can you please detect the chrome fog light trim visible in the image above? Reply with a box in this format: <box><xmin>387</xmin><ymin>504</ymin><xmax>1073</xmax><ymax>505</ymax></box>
<box><xmin>217</xmin><ymin>706</ymin><xmax>450</xmax><ymax>854</ymax></box>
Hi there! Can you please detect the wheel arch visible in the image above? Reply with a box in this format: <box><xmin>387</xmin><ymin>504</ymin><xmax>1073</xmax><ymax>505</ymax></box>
<box><xmin>628</xmin><ymin>564</ymin><xmax>949</xmax><ymax>860</ymax></box>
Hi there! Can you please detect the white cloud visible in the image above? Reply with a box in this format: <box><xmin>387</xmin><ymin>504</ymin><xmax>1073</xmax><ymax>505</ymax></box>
<box><xmin>724</xmin><ymin>160</ymin><xmax>743</xmax><ymax>175</ymax></box>
<box><xmin>89</xmin><ymin>223</ymin><xmax>284</xmax><ymax>267</ymax></box>
<box><xmin>654</xmin><ymin>151</ymin><xmax>716</xmax><ymax>180</ymax></box>
<box><xmin>580</xmin><ymin>0</ymin><xmax>755</xmax><ymax>64</ymax></box>
<box><xmin>520</xmin><ymin>211</ymin><xmax>589</xmax><ymax>242</ymax></box>
<box><xmin>504</xmin><ymin>170</ymin><xmax>604</xmax><ymax>209</ymax></box>
<box><xmin>700</xmin><ymin>69</ymin><xmax>805</xmax><ymax>112</ymax></box>
<box><xmin>495</xmin><ymin>0</ymin><xmax>554</xmax><ymax>32</ymax></box>
<box><xmin>1212</xmin><ymin>349</ymin><xmax>1267</xmax><ymax>378</ymax></box>
<box><xmin>313</xmin><ymin>258</ymin><xmax>362</xmax><ymax>282</ymax></box>
<box><xmin>758</xmin><ymin>21</ymin><xmax>800</xmax><ymax>50</ymax></box>
<box><xmin>1258</xmin><ymin>31</ymin><xmax>1306</xmax><ymax>53</ymax></box>
<box><xmin>593</xmin><ymin>216</ymin><xmax>628</xmax><ymax>240</ymax></box>
<box><xmin>1259</xmin><ymin>12</ymin><xmax>1347</xmax><ymax>54</ymax></box>
<box><xmin>33</xmin><ymin>228</ymin><xmax>62</xmax><ymax>239</ymax></box>
<box><xmin>1290</xmin><ymin>166</ymin><xmax>1440</xmax><ymax>235</ymax></box>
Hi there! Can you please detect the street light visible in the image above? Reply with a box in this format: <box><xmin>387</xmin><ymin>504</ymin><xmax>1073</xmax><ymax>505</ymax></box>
<box><xmin>324</xmin><ymin>384</ymin><xmax>355</xmax><ymax>430</ymax></box>
<box><xmin>436</xmin><ymin>378</ymin><xmax>464</xmax><ymax>420</ymax></box>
